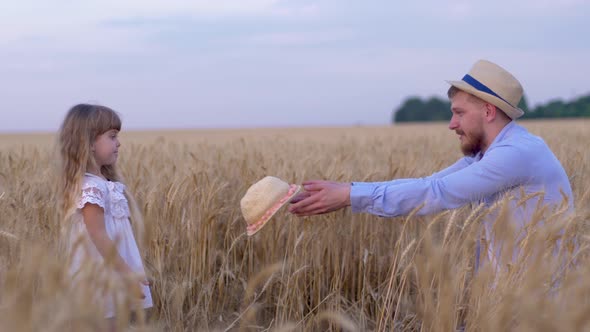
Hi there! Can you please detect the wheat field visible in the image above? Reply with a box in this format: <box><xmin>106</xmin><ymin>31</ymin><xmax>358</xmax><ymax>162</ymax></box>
<box><xmin>0</xmin><ymin>119</ymin><xmax>589</xmax><ymax>331</ymax></box>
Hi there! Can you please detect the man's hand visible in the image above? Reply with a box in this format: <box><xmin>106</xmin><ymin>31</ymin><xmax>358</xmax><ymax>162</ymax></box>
<box><xmin>288</xmin><ymin>180</ymin><xmax>351</xmax><ymax>216</ymax></box>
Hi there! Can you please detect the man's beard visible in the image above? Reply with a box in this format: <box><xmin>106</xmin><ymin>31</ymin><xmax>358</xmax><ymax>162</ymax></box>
<box><xmin>458</xmin><ymin>130</ymin><xmax>484</xmax><ymax>157</ymax></box>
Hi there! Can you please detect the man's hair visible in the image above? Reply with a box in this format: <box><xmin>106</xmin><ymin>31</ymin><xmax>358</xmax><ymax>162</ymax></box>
<box><xmin>447</xmin><ymin>86</ymin><xmax>461</xmax><ymax>99</ymax></box>
<box><xmin>447</xmin><ymin>86</ymin><xmax>485</xmax><ymax>106</ymax></box>
<box><xmin>447</xmin><ymin>86</ymin><xmax>510</xmax><ymax>120</ymax></box>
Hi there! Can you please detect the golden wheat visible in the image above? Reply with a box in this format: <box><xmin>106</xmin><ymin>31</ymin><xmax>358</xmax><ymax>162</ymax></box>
<box><xmin>0</xmin><ymin>120</ymin><xmax>588</xmax><ymax>331</ymax></box>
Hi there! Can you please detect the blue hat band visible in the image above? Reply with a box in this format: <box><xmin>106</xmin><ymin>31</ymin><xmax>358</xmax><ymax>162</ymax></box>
<box><xmin>462</xmin><ymin>74</ymin><xmax>514</xmax><ymax>108</ymax></box>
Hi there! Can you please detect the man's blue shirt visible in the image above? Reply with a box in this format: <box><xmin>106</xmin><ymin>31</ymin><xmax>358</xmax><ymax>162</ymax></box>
<box><xmin>350</xmin><ymin>121</ymin><xmax>573</xmax><ymax>269</ymax></box>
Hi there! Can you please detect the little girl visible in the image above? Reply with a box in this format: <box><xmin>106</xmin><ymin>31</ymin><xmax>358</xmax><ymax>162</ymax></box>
<box><xmin>58</xmin><ymin>104</ymin><xmax>152</xmax><ymax>323</ymax></box>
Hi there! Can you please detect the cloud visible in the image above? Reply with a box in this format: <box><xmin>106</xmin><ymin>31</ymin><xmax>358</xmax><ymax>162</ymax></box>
<box><xmin>408</xmin><ymin>0</ymin><xmax>588</xmax><ymax>20</ymax></box>
<box><xmin>1</xmin><ymin>0</ymin><xmax>281</xmax><ymax>21</ymax></box>
<box><xmin>0</xmin><ymin>0</ymin><xmax>315</xmax><ymax>34</ymax></box>
<box><xmin>0</xmin><ymin>0</ymin><xmax>321</xmax><ymax>53</ymax></box>
<box><xmin>245</xmin><ymin>29</ymin><xmax>353</xmax><ymax>47</ymax></box>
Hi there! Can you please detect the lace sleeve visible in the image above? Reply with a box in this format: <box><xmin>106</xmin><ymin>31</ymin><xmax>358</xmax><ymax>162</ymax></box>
<box><xmin>77</xmin><ymin>182</ymin><xmax>106</xmax><ymax>210</ymax></box>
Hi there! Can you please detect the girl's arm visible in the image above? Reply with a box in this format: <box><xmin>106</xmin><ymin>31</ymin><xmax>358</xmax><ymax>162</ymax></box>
<box><xmin>81</xmin><ymin>203</ymin><xmax>134</xmax><ymax>275</ymax></box>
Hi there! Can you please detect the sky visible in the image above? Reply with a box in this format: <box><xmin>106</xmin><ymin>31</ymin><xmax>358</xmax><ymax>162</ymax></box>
<box><xmin>1</xmin><ymin>0</ymin><xmax>589</xmax><ymax>132</ymax></box>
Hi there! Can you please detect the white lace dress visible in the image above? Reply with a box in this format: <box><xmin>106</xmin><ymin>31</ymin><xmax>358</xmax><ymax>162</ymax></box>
<box><xmin>67</xmin><ymin>173</ymin><xmax>153</xmax><ymax>317</ymax></box>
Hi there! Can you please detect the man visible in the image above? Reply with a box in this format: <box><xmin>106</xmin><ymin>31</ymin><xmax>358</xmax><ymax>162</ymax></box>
<box><xmin>288</xmin><ymin>59</ymin><xmax>574</xmax><ymax>270</ymax></box>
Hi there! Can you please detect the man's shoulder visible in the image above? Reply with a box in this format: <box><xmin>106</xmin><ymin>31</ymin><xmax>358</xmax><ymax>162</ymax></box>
<box><xmin>498</xmin><ymin>123</ymin><xmax>548</xmax><ymax>152</ymax></box>
<box><xmin>491</xmin><ymin>124</ymin><xmax>565</xmax><ymax>175</ymax></box>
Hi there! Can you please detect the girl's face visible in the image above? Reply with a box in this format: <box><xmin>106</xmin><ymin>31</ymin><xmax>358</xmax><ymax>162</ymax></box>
<box><xmin>92</xmin><ymin>129</ymin><xmax>120</xmax><ymax>167</ymax></box>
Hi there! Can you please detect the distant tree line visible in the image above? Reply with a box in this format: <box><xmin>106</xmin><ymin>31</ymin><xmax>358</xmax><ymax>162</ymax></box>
<box><xmin>392</xmin><ymin>93</ymin><xmax>590</xmax><ymax>123</ymax></box>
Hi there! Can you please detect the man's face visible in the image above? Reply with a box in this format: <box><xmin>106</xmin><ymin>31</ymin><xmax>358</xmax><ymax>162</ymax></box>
<box><xmin>448</xmin><ymin>91</ymin><xmax>486</xmax><ymax>156</ymax></box>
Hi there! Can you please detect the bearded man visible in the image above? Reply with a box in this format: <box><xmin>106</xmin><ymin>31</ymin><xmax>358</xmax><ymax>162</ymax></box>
<box><xmin>289</xmin><ymin>59</ymin><xmax>574</xmax><ymax>270</ymax></box>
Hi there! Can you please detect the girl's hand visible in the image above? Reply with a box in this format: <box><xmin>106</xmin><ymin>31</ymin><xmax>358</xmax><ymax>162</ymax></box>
<box><xmin>130</xmin><ymin>274</ymin><xmax>149</xmax><ymax>300</ymax></box>
<box><xmin>121</xmin><ymin>271</ymin><xmax>150</xmax><ymax>300</ymax></box>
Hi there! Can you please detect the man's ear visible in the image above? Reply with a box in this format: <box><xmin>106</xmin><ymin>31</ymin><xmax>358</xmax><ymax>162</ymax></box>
<box><xmin>484</xmin><ymin>103</ymin><xmax>497</xmax><ymax>122</ymax></box>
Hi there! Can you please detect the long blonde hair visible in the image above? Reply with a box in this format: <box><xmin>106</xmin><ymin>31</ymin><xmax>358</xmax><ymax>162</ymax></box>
<box><xmin>57</xmin><ymin>104</ymin><xmax>145</xmax><ymax>248</ymax></box>
<box><xmin>58</xmin><ymin>104</ymin><xmax>122</xmax><ymax>215</ymax></box>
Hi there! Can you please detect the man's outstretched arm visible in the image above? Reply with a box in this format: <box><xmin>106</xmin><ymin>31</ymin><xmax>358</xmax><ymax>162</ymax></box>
<box><xmin>351</xmin><ymin>145</ymin><xmax>527</xmax><ymax>217</ymax></box>
<box><xmin>290</xmin><ymin>145</ymin><xmax>527</xmax><ymax>217</ymax></box>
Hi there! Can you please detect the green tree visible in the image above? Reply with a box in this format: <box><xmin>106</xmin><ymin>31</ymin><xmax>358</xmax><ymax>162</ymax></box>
<box><xmin>393</xmin><ymin>93</ymin><xmax>590</xmax><ymax>123</ymax></box>
<box><xmin>517</xmin><ymin>94</ymin><xmax>529</xmax><ymax>113</ymax></box>
<box><xmin>393</xmin><ymin>97</ymin><xmax>450</xmax><ymax>123</ymax></box>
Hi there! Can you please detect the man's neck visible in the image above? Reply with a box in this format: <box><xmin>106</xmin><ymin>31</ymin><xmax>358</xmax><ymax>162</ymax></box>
<box><xmin>481</xmin><ymin>120</ymin><xmax>512</xmax><ymax>154</ymax></box>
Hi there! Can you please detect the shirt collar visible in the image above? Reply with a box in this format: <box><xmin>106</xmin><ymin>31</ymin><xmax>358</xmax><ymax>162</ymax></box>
<box><xmin>475</xmin><ymin>121</ymin><xmax>516</xmax><ymax>160</ymax></box>
<box><xmin>491</xmin><ymin>120</ymin><xmax>516</xmax><ymax>145</ymax></box>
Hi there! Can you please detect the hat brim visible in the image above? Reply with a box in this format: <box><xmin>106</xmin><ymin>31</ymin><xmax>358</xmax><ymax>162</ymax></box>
<box><xmin>446</xmin><ymin>80</ymin><xmax>524</xmax><ymax>119</ymax></box>
<box><xmin>246</xmin><ymin>184</ymin><xmax>302</xmax><ymax>236</ymax></box>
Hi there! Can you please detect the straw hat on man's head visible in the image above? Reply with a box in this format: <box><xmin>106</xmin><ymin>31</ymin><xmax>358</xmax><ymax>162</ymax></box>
<box><xmin>446</xmin><ymin>60</ymin><xmax>524</xmax><ymax>119</ymax></box>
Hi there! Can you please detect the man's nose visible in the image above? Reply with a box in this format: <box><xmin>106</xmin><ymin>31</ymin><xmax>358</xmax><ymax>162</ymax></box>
<box><xmin>448</xmin><ymin>116</ymin><xmax>458</xmax><ymax>130</ymax></box>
